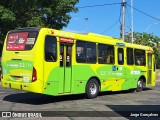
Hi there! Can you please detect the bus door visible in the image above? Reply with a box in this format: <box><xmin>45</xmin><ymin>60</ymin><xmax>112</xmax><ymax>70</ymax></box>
<box><xmin>147</xmin><ymin>52</ymin><xmax>153</xmax><ymax>85</ymax></box>
<box><xmin>59</xmin><ymin>37</ymin><xmax>73</xmax><ymax>93</ymax></box>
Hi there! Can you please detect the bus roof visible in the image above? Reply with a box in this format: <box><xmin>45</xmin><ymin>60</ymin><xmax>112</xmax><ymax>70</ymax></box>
<box><xmin>45</xmin><ymin>28</ymin><xmax>123</xmax><ymax>44</ymax></box>
<box><xmin>9</xmin><ymin>27</ymin><xmax>40</xmax><ymax>33</ymax></box>
<box><xmin>45</xmin><ymin>28</ymin><xmax>153</xmax><ymax>51</ymax></box>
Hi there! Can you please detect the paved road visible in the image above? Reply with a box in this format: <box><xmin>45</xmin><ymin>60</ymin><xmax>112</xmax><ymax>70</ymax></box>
<box><xmin>0</xmin><ymin>81</ymin><xmax>160</xmax><ymax>120</ymax></box>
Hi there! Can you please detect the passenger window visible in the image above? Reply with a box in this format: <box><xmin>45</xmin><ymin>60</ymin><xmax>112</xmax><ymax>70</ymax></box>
<box><xmin>134</xmin><ymin>49</ymin><xmax>146</xmax><ymax>66</ymax></box>
<box><xmin>76</xmin><ymin>41</ymin><xmax>86</xmax><ymax>63</ymax></box>
<box><xmin>98</xmin><ymin>44</ymin><xmax>114</xmax><ymax>64</ymax></box>
<box><xmin>76</xmin><ymin>40</ymin><xmax>96</xmax><ymax>63</ymax></box>
<box><xmin>86</xmin><ymin>42</ymin><xmax>96</xmax><ymax>63</ymax></box>
<box><xmin>118</xmin><ymin>48</ymin><xmax>124</xmax><ymax>65</ymax></box>
<box><xmin>45</xmin><ymin>36</ymin><xmax>57</xmax><ymax>62</ymax></box>
<box><xmin>127</xmin><ymin>48</ymin><xmax>134</xmax><ymax>65</ymax></box>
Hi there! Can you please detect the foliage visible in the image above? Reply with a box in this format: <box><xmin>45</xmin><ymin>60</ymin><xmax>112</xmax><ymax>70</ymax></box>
<box><xmin>0</xmin><ymin>0</ymin><xmax>79</xmax><ymax>42</ymax></box>
<box><xmin>125</xmin><ymin>32</ymin><xmax>160</xmax><ymax>68</ymax></box>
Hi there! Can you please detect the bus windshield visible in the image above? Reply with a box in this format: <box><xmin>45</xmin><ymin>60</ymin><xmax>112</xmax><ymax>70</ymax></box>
<box><xmin>6</xmin><ymin>31</ymin><xmax>38</xmax><ymax>51</ymax></box>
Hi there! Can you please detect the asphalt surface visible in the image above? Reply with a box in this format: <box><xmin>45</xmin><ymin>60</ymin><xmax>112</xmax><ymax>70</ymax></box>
<box><xmin>0</xmin><ymin>81</ymin><xmax>160</xmax><ymax>120</ymax></box>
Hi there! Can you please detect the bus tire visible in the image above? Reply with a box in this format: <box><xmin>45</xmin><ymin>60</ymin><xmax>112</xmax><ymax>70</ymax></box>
<box><xmin>86</xmin><ymin>78</ymin><xmax>99</xmax><ymax>99</ymax></box>
<box><xmin>128</xmin><ymin>88</ymin><xmax>136</xmax><ymax>93</ymax></box>
<box><xmin>136</xmin><ymin>79</ymin><xmax>143</xmax><ymax>92</ymax></box>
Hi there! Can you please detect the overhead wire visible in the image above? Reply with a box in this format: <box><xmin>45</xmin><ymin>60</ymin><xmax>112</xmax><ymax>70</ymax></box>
<box><xmin>77</xmin><ymin>3</ymin><xmax>121</xmax><ymax>9</ymax></box>
<box><xmin>78</xmin><ymin>2</ymin><xmax>160</xmax><ymax>22</ymax></box>
<box><xmin>119</xmin><ymin>6</ymin><xmax>122</xmax><ymax>25</ymax></box>
<box><xmin>76</xmin><ymin>2</ymin><xmax>160</xmax><ymax>34</ymax></box>
<box><xmin>76</xmin><ymin>2</ymin><xmax>122</xmax><ymax>34</ymax></box>
<box><xmin>126</xmin><ymin>3</ymin><xmax>160</xmax><ymax>22</ymax></box>
<box><xmin>101</xmin><ymin>20</ymin><xmax>120</xmax><ymax>34</ymax></box>
<box><xmin>101</xmin><ymin>3</ymin><xmax>122</xmax><ymax>34</ymax></box>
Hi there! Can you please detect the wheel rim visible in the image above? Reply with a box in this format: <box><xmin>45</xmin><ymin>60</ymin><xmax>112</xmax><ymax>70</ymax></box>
<box><xmin>138</xmin><ymin>80</ymin><xmax>142</xmax><ymax>88</ymax></box>
<box><xmin>89</xmin><ymin>83</ymin><xmax>97</xmax><ymax>95</ymax></box>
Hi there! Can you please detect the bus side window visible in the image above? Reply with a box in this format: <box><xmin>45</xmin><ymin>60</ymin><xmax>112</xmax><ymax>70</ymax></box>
<box><xmin>45</xmin><ymin>36</ymin><xmax>57</xmax><ymax>62</ymax></box>
<box><xmin>106</xmin><ymin>48</ymin><xmax>114</xmax><ymax>64</ymax></box>
<box><xmin>127</xmin><ymin>48</ymin><xmax>134</xmax><ymax>65</ymax></box>
<box><xmin>76</xmin><ymin>40</ymin><xmax>96</xmax><ymax>63</ymax></box>
<box><xmin>86</xmin><ymin>42</ymin><xmax>96</xmax><ymax>63</ymax></box>
<box><xmin>134</xmin><ymin>49</ymin><xmax>146</xmax><ymax>66</ymax></box>
<box><xmin>118</xmin><ymin>48</ymin><xmax>124</xmax><ymax>65</ymax></box>
<box><xmin>98</xmin><ymin>44</ymin><xmax>114</xmax><ymax>64</ymax></box>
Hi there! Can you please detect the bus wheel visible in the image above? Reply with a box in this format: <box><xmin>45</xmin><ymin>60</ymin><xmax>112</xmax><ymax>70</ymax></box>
<box><xmin>86</xmin><ymin>79</ymin><xmax>99</xmax><ymax>99</ymax></box>
<box><xmin>136</xmin><ymin>79</ymin><xmax>143</xmax><ymax>92</ymax></box>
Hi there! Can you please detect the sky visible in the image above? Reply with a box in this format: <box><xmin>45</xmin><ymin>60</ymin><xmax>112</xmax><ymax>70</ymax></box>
<box><xmin>63</xmin><ymin>0</ymin><xmax>160</xmax><ymax>38</ymax></box>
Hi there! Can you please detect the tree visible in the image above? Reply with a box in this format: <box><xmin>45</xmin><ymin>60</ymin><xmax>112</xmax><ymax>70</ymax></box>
<box><xmin>125</xmin><ymin>32</ymin><xmax>160</xmax><ymax>68</ymax></box>
<box><xmin>0</xmin><ymin>0</ymin><xmax>79</xmax><ymax>42</ymax></box>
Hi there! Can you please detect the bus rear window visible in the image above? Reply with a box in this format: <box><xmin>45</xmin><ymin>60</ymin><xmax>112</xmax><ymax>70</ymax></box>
<box><xmin>6</xmin><ymin>32</ymin><xmax>38</xmax><ymax>51</ymax></box>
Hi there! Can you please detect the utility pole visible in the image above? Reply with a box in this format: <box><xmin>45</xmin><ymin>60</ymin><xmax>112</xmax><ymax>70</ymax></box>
<box><xmin>131</xmin><ymin>0</ymin><xmax>134</xmax><ymax>43</ymax></box>
<box><xmin>121</xmin><ymin>0</ymin><xmax>126</xmax><ymax>41</ymax></box>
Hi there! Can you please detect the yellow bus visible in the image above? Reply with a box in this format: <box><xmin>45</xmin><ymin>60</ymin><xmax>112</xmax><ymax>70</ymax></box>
<box><xmin>1</xmin><ymin>27</ymin><xmax>156</xmax><ymax>98</ymax></box>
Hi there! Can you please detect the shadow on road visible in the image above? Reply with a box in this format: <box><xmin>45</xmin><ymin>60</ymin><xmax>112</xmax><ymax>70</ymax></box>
<box><xmin>99</xmin><ymin>87</ymin><xmax>153</xmax><ymax>96</ymax></box>
<box><xmin>3</xmin><ymin>92</ymin><xmax>86</xmax><ymax>105</ymax></box>
<box><xmin>3</xmin><ymin>88</ymin><xmax>153</xmax><ymax>105</ymax></box>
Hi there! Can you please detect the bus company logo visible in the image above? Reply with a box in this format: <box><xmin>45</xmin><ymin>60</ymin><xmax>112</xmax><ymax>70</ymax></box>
<box><xmin>2</xmin><ymin>112</ymin><xmax>11</xmax><ymax>117</ymax></box>
<box><xmin>112</xmin><ymin>66</ymin><xmax>117</xmax><ymax>71</ymax></box>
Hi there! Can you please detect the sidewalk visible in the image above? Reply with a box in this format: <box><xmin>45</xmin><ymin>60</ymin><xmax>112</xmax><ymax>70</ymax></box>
<box><xmin>156</xmin><ymin>79</ymin><xmax>160</xmax><ymax>83</ymax></box>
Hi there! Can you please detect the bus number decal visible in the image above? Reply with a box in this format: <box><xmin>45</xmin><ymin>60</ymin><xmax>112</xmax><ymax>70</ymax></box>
<box><xmin>100</xmin><ymin>71</ymin><xmax>106</xmax><ymax>76</ymax></box>
<box><xmin>6</xmin><ymin>61</ymin><xmax>32</xmax><ymax>69</ymax></box>
<box><xmin>131</xmin><ymin>70</ymin><xmax>140</xmax><ymax>75</ymax></box>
